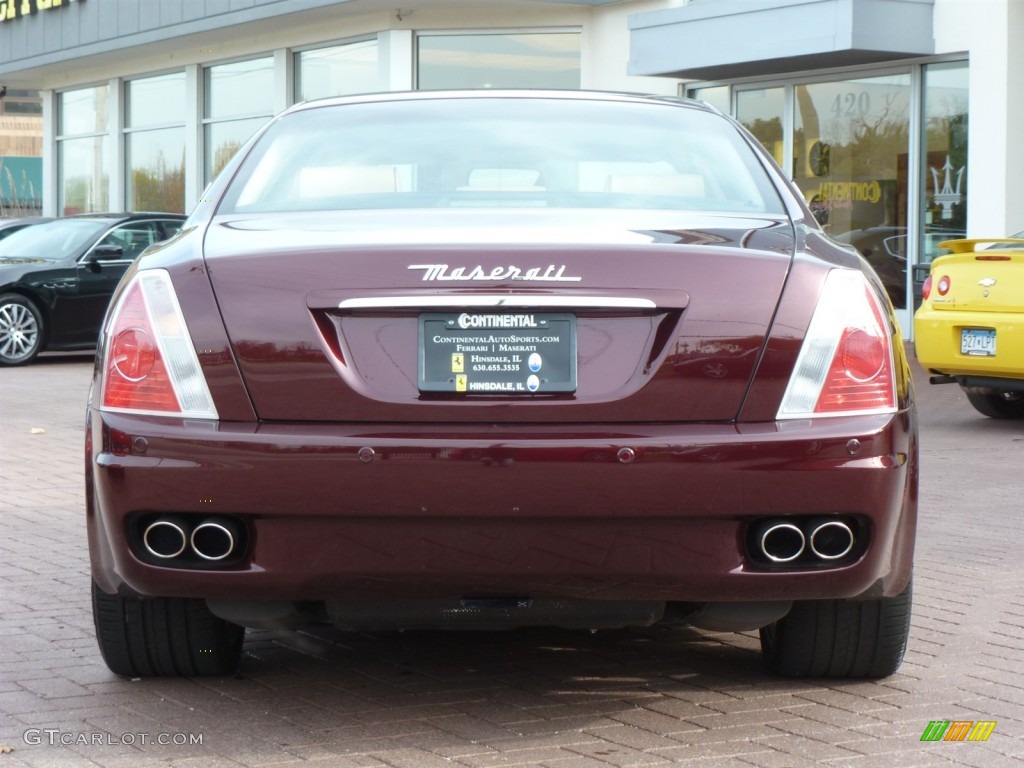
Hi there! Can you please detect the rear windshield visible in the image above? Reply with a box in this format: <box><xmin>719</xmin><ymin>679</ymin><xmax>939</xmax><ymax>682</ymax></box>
<box><xmin>219</xmin><ymin>97</ymin><xmax>785</xmax><ymax>215</ymax></box>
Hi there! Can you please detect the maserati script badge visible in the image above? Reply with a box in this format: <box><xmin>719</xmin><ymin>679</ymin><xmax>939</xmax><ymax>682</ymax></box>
<box><xmin>408</xmin><ymin>264</ymin><xmax>582</xmax><ymax>282</ymax></box>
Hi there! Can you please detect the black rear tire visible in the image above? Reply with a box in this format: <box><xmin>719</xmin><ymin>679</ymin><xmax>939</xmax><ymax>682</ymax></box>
<box><xmin>92</xmin><ymin>580</ymin><xmax>244</xmax><ymax>677</ymax></box>
<box><xmin>759</xmin><ymin>580</ymin><xmax>911</xmax><ymax>678</ymax></box>
<box><xmin>963</xmin><ymin>388</ymin><xmax>1024</xmax><ymax>419</ymax></box>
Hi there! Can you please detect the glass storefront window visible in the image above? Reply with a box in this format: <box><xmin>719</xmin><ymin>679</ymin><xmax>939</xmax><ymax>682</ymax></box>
<box><xmin>58</xmin><ymin>135</ymin><xmax>109</xmax><ymax>215</ymax></box>
<box><xmin>58</xmin><ymin>85</ymin><xmax>110</xmax><ymax>214</ymax></box>
<box><xmin>205</xmin><ymin>117</ymin><xmax>268</xmax><ymax>182</ymax></box>
<box><xmin>127</xmin><ymin>128</ymin><xmax>185</xmax><ymax>213</ymax></box>
<box><xmin>920</xmin><ymin>62</ymin><xmax>969</xmax><ymax>268</ymax></box>
<box><xmin>792</xmin><ymin>75</ymin><xmax>912</xmax><ymax>309</ymax></box>
<box><xmin>689</xmin><ymin>85</ymin><xmax>730</xmax><ymax>114</ymax></box>
<box><xmin>706</xmin><ymin>63</ymin><xmax>967</xmax><ymax>334</ymax></box>
<box><xmin>205</xmin><ymin>58</ymin><xmax>274</xmax><ymax>121</ymax></box>
<box><xmin>0</xmin><ymin>89</ymin><xmax>42</xmax><ymax>215</ymax></box>
<box><xmin>59</xmin><ymin>85</ymin><xmax>108</xmax><ymax>136</ymax></box>
<box><xmin>297</xmin><ymin>40</ymin><xmax>380</xmax><ymax>101</ymax></box>
<box><xmin>127</xmin><ymin>72</ymin><xmax>186</xmax><ymax>130</ymax></box>
<box><xmin>417</xmin><ymin>32</ymin><xmax>580</xmax><ymax>90</ymax></box>
<box><xmin>126</xmin><ymin>73</ymin><xmax>186</xmax><ymax>213</ymax></box>
<box><xmin>203</xmin><ymin>58</ymin><xmax>275</xmax><ymax>184</ymax></box>
<box><xmin>736</xmin><ymin>88</ymin><xmax>785</xmax><ymax>167</ymax></box>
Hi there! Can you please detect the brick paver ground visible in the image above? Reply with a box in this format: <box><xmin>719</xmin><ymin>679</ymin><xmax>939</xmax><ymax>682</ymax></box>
<box><xmin>0</xmin><ymin>350</ymin><xmax>1021</xmax><ymax>767</ymax></box>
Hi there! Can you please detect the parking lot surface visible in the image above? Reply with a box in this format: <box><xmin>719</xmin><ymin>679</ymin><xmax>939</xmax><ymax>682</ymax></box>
<box><xmin>1</xmin><ymin>350</ymin><xmax>1022</xmax><ymax>767</ymax></box>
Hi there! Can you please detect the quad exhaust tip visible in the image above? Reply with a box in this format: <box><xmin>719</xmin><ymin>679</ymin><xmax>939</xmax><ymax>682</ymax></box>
<box><xmin>751</xmin><ymin>517</ymin><xmax>860</xmax><ymax>565</ymax></box>
<box><xmin>191</xmin><ymin>521</ymin><xmax>236</xmax><ymax>561</ymax></box>
<box><xmin>760</xmin><ymin>523</ymin><xmax>806</xmax><ymax>563</ymax></box>
<box><xmin>142</xmin><ymin>519</ymin><xmax>188</xmax><ymax>559</ymax></box>
<box><xmin>139</xmin><ymin>516</ymin><xmax>242</xmax><ymax>563</ymax></box>
<box><xmin>809</xmin><ymin>520</ymin><xmax>855</xmax><ymax>560</ymax></box>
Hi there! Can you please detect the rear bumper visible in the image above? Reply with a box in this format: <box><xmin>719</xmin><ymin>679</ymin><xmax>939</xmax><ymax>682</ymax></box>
<box><xmin>915</xmin><ymin>306</ymin><xmax>1024</xmax><ymax>380</ymax></box>
<box><xmin>87</xmin><ymin>409</ymin><xmax>917</xmax><ymax>604</ymax></box>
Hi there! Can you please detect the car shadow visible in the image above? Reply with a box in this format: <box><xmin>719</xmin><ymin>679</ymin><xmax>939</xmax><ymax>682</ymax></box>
<box><xmin>35</xmin><ymin>350</ymin><xmax>96</xmax><ymax>365</ymax></box>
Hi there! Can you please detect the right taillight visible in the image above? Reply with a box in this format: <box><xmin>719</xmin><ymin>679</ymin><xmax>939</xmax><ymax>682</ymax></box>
<box><xmin>101</xmin><ymin>270</ymin><xmax>218</xmax><ymax>419</ymax></box>
<box><xmin>777</xmin><ymin>269</ymin><xmax>897</xmax><ymax>419</ymax></box>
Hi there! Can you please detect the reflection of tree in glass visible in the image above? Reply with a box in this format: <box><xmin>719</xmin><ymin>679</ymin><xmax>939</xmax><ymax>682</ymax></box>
<box><xmin>131</xmin><ymin>148</ymin><xmax>185</xmax><ymax>213</ymax></box>
<box><xmin>741</xmin><ymin>117</ymin><xmax>782</xmax><ymax>155</ymax></box>
<box><xmin>822</xmin><ymin>94</ymin><xmax>909</xmax><ymax>182</ymax></box>
<box><xmin>213</xmin><ymin>140</ymin><xmax>243</xmax><ymax>179</ymax></box>
<box><xmin>63</xmin><ymin>174</ymin><xmax>109</xmax><ymax>216</ymax></box>
<box><xmin>795</xmin><ymin>85</ymin><xmax>910</xmax><ymax>234</ymax></box>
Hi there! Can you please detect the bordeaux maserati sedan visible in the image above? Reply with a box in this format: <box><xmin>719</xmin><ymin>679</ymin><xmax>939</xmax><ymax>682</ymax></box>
<box><xmin>86</xmin><ymin>90</ymin><xmax>918</xmax><ymax>679</ymax></box>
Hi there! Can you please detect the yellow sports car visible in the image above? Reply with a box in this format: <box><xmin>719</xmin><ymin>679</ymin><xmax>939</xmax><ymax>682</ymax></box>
<box><xmin>915</xmin><ymin>236</ymin><xmax>1024</xmax><ymax>418</ymax></box>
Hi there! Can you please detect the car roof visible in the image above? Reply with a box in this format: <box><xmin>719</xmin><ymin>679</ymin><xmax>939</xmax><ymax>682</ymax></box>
<box><xmin>286</xmin><ymin>88</ymin><xmax>716</xmax><ymax>117</ymax></box>
<box><xmin>64</xmin><ymin>212</ymin><xmax>187</xmax><ymax>223</ymax></box>
<box><xmin>0</xmin><ymin>216</ymin><xmax>53</xmax><ymax>225</ymax></box>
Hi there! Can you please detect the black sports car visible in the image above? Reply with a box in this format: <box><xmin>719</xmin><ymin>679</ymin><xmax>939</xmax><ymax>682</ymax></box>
<box><xmin>0</xmin><ymin>213</ymin><xmax>185</xmax><ymax>365</ymax></box>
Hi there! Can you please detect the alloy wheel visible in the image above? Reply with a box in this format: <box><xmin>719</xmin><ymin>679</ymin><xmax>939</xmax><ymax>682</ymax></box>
<box><xmin>0</xmin><ymin>299</ymin><xmax>41</xmax><ymax>364</ymax></box>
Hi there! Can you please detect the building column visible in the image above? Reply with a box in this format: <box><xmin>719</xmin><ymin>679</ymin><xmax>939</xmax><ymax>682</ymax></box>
<box><xmin>274</xmin><ymin>47</ymin><xmax>294</xmax><ymax>114</ymax></box>
<box><xmin>1003</xmin><ymin>0</ymin><xmax>1024</xmax><ymax>234</ymax></box>
<box><xmin>379</xmin><ymin>29</ymin><xmax>414</xmax><ymax>91</ymax></box>
<box><xmin>184</xmin><ymin>64</ymin><xmax>201</xmax><ymax>214</ymax></box>
<box><xmin>107</xmin><ymin>77</ymin><xmax>124</xmax><ymax>212</ymax></box>
<box><xmin>959</xmin><ymin>0</ymin><xmax>1024</xmax><ymax>236</ymax></box>
<box><xmin>41</xmin><ymin>89</ymin><xmax>56</xmax><ymax>217</ymax></box>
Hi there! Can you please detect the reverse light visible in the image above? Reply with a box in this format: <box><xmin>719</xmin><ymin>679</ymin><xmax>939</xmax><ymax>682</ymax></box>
<box><xmin>937</xmin><ymin>275</ymin><xmax>950</xmax><ymax>295</ymax></box>
<box><xmin>101</xmin><ymin>270</ymin><xmax>218</xmax><ymax>419</ymax></box>
<box><xmin>777</xmin><ymin>269</ymin><xmax>897</xmax><ymax>419</ymax></box>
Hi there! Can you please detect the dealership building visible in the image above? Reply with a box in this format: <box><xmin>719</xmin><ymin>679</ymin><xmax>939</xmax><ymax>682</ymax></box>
<box><xmin>0</xmin><ymin>0</ymin><xmax>1020</xmax><ymax>335</ymax></box>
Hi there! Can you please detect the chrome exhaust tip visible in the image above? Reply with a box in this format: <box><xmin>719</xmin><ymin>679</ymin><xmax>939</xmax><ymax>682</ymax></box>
<box><xmin>759</xmin><ymin>523</ymin><xmax>806</xmax><ymax>563</ymax></box>
<box><xmin>142</xmin><ymin>519</ymin><xmax>187</xmax><ymax>559</ymax></box>
<box><xmin>190</xmin><ymin>521</ymin><xmax>236</xmax><ymax>562</ymax></box>
<box><xmin>809</xmin><ymin>521</ymin><xmax>855</xmax><ymax>560</ymax></box>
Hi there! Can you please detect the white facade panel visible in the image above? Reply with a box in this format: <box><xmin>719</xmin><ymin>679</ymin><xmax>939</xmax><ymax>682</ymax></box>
<box><xmin>934</xmin><ymin>0</ymin><xmax>1023</xmax><ymax>236</ymax></box>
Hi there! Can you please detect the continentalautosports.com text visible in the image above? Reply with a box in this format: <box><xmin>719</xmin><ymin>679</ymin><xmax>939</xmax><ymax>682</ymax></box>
<box><xmin>24</xmin><ymin>729</ymin><xmax>203</xmax><ymax>746</ymax></box>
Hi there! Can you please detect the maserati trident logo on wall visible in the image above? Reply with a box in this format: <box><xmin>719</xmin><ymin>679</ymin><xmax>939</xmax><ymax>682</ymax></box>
<box><xmin>930</xmin><ymin>155</ymin><xmax>965</xmax><ymax>221</ymax></box>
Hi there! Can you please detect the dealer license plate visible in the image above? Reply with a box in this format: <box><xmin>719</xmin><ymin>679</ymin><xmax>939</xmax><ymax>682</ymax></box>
<box><xmin>961</xmin><ymin>328</ymin><xmax>996</xmax><ymax>356</ymax></box>
<box><xmin>419</xmin><ymin>312</ymin><xmax>577</xmax><ymax>393</ymax></box>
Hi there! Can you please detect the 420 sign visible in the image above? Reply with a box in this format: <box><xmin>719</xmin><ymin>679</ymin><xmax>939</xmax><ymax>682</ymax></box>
<box><xmin>0</xmin><ymin>0</ymin><xmax>83</xmax><ymax>24</ymax></box>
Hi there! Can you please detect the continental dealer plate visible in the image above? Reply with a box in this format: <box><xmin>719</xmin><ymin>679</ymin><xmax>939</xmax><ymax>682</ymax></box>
<box><xmin>419</xmin><ymin>312</ymin><xmax>577</xmax><ymax>394</ymax></box>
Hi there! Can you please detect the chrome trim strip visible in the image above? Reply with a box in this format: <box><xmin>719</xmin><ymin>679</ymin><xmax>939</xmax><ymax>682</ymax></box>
<box><xmin>338</xmin><ymin>295</ymin><xmax>657</xmax><ymax>309</ymax></box>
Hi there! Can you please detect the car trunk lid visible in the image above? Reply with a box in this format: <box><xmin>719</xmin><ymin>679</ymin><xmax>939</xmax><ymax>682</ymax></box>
<box><xmin>203</xmin><ymin>210</ymin><xmax>795</xmax><ymax>423</ymax></box>
<box><xmin>928</xmin><ymin>245</ymin><xmax>1024</xmax><ymax>314</ymax></box>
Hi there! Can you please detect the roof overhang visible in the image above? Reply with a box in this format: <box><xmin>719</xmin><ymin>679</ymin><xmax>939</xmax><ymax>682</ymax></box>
<box><xmin>629</xmin><ymin>0</ymin><xmax>935</xmax><ymax>81</ymax></box>
<box><xmin>0</xmin><ymin>0</ymin><xmax>618</xmax><ymax>88</ymax></box>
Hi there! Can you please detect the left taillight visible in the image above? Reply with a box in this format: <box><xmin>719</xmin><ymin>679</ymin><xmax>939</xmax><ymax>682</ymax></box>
<box><xmin>100</xmin><ymin>270</ymin><xmax>218</xmax><ymax>419</ymax></box>
<box><xmin>921</xmin><ymin>275</ymin><xmax>932</xmax><ymax>300</ymax></box>
<box><xmin>777</xmin><ymin>269</ymin><xmax>897</xmax><ymax>419</ymax></box>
